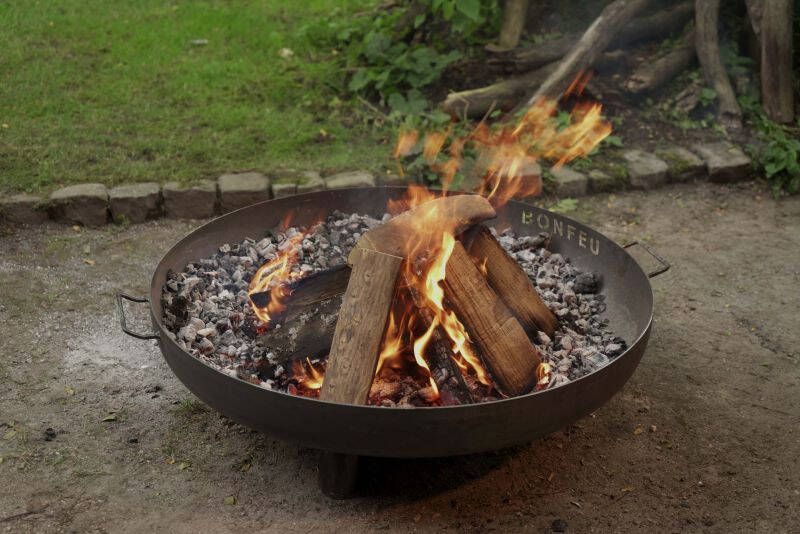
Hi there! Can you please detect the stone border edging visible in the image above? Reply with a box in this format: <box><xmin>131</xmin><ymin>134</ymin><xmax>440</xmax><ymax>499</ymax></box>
<box><xmin>0</xmin><ymin>142</ymin><xmax>754</xmax><ymax>227</ymax></box>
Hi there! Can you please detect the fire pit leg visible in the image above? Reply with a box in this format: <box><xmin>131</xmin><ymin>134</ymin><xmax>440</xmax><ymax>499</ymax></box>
<box><xmin>318</xmin><ymin>452</ymin><xmax>359</xmax><ymax>499</ymax></box>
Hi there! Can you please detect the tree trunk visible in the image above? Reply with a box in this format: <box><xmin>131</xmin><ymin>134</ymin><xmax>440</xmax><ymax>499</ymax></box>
<box><xmin>760</xmin><ymin>0</ymin><xmax>794</xmax><ymax>123</ymax></box>
<box><xmin>625</xmin><ymin>27</ymin><xmax>696</xmax><ymax>94</ymax></box>
<box><xmin>694</xmin><ymin>0</ymin><xmax>742</xmax><ymax>129</ymax></box>
<box><xmin>527</xmin><ymin>0</ymin><xmax>656</xmax><ymax>104</ymax></box>
<box><xmin>493</xmin><ymin>0</ymin><xmax>530</xmax><ymax>51</ymax></box>
<box><xmin>745</xmin><ymin>0</ymin><xmax>764</xmax><ymax>40</ymax></box>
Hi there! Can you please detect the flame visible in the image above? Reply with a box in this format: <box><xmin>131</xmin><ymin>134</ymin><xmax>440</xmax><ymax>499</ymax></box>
<box><xmin>292</xmin><ymin>357</ymin><xmax>324</xmax><ymax>394</ymax></box>
<box><xmin>536</xmin><ymin>362</ymin><xmax>552</xmax><ymax>390</ymax></box>
<box><xmin>247</xmin><ymin>232</ymin><xmax>305</xmax><ymax>326</ymax></box>
<box><xmin>374</xmin><ymin>79</ymin><xmax>611</xmax><ymax>399</ymax></box>
<box><xmin>375</xmin><ymin>309</ymin><xmax>407</xmax><ymax>375</ymax></box>
<box><xmin>253</xmin><ymin>74</ymin><xmax>611</xmax><ymax>403</ymax></box>
<box><xmin>412</xmin><ymin>318</ymin><xmax>440</xmax><ymax>396</ymax></box>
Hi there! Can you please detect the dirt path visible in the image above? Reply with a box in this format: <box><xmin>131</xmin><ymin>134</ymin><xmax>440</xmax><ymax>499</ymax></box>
<box><xmin>1</xmin><ymin>182</ymin><xmax>798</xmax><ymax>533</ymax></box>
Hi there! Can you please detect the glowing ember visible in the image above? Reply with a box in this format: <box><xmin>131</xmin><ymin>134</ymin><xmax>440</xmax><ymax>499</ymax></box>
<box><xmin>292</xmin><ymin>357</ymin><xmax>325</xmax><ymax>394</ymax></box>
<box><xmin>536</xmin><ymin>362</ymin><xmax>552</xmax><ymax>391</ymax></box>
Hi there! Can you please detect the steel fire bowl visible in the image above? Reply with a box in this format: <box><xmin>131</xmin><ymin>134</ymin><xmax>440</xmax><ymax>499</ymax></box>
<box><xmin>141</xmin><ymin>187</ymin><xmax>663</xmax><ymax>458</ymax></box>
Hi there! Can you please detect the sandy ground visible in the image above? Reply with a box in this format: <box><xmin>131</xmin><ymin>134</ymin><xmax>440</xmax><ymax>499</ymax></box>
<box><xmin>1</xmin><ymin>182</ymin><xmax>798</xmax><ymax>533</ymax></box>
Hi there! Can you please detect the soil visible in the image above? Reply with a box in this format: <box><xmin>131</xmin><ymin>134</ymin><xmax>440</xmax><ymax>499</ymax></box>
<box><xmin>1</xmin><ymin>181</ymin><xmax>798</xmax><ymax>532</ymax></box>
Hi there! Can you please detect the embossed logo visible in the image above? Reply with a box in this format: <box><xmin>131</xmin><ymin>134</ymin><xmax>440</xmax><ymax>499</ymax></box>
<box><xmin>521</xmin><ymin>210</ymin><xmax>600</xmax><ymax>255</ymax></box>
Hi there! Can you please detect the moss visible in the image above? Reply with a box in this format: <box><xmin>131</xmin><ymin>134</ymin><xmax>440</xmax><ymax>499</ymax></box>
<box><xmin>657</xmin><ymin>150</ymin><xmax>691</xmax><ymax>174</ymax></box>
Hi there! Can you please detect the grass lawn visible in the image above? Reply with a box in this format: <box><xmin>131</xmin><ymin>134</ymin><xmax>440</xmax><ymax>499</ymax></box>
<box><xmin>0</xmin><ymin>0</ymin><xmax>392</xmax><ymax>193</ymax></box>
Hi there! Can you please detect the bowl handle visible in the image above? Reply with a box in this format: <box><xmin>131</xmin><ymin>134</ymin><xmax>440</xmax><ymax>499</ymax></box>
<box><xmin>623</xmin><ymin>241</ymin><xmax>670</xmax><ymax>278</ymax></box>
<box><xmin>116</xmin><ymin>293</ymin><xmax>160</xmax><ymax>340</ymax></box>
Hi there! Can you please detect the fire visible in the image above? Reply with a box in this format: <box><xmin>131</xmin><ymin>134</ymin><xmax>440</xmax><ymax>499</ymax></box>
<box><xmin>292</xmin><ymin>357</ymin><xmax>324</xmax><ymax>394</ymax></box>
<box><xmin>254</xmin><ymin>77</ymin><xmax>611</xmax><ymax>402</ymax></box>
<box><xmin>536</xmin><ymin>362</ymin><xmax>552</xmax><ymax>390</ymax></box>
<box><xmin>247</xmin><ymin>232</ymin><xmax>305</xmax><ymax>326</ymax></box>
<box><xmin>373</xmin><ymin>89</ymin><xmax>610</xmax><ymax>400</ymax></box>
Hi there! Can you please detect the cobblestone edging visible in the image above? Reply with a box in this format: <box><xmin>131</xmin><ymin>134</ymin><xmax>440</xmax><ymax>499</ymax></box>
<box><xmin>0</xmin><ymin>142</ymin><xmax>754</xmax><ymax>226</ymax></box>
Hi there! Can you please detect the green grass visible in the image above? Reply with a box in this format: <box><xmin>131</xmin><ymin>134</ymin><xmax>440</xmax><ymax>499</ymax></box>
<box><xmin>0</xmin><ymin>0</ymin><xmax>391</xmax><ymax>193</ymax></box>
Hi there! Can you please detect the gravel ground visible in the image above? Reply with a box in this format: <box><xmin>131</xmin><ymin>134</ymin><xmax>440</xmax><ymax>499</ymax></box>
<box><xmin>1</xmin><ymin>181</ymin><xmax>798</xmax><ymax>533</ymax></box>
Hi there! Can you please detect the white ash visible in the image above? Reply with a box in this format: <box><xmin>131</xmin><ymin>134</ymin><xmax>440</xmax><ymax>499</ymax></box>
<box><xmin>161</xmin><ymin>210</ymin><xmax>381</xmax><ymax>389</ymax></box>
<box><xmin>491</xmin><ymin>227</ymin><xmax>625</xmax><ymax>389</ymax></box>
<box><xmin>161</xmin><ymin>211</ymin><xmax>625</xmax><ymax>404</ymax></box>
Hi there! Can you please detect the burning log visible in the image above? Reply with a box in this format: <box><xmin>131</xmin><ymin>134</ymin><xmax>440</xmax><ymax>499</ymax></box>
<box><xmin>407</xmin><ymin>288</ymin><xmax>476</xmax><ymax>405</ymax></box>
<box><xmin>350</xmin><ymin>194</ymin><xmax>496</xmax><ymax>261</ymax></box>
<box><xmin>252</xmin><ymin>266</ymin><xmax>350</xmax><ymax>367</ymax></box>
<box><xmin>319</xmin><ymin>248</ymin><xmax>403</xmax><ymax>405</ymax></box>
<box><xmin>427</xmin><ymin>328</ymin><xmax>476</xmax><ymax>405</ymax></box>
<box><xmin>466</xmin><ymin>226</ymin><xmax>557</xmax><ymax>337</ymax></box>
<box><xmin>442</xmin><ymin>241</ymin><xmax>542</xmax><ymax>396</ymax></box>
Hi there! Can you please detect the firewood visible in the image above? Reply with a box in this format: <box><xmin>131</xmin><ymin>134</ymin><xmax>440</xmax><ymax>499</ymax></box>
<box><xmin>320</xmin><ymin>248</ymin><xmax>403</xmax><ymax>405</ymax></box>
<box><xmin>349</xmin><ymin>194</ymin><xmax>496</xmax><ymax>262</ymax></box>
<box><xmin>759</xmin><ymin>0</ymin><xmax>794</xmax><ymax>123</ymax></box>
<box><xmin>442</xmin><ymin>52</ymin><xmax>630</xmax><ymax>118</ymax></box>
<box><xmin>442</xmin><ymin>241</ymin><xmax>541</xmax><ymax>396</ymax></box>
<box><xmin>624</xmin><ymin>27</ymin><xmax>696</xmax><ymax>94</ymax></box>
<box><xmin>527</xmin><ymin>0</ymin><xmax>656</xmax><ymax>104</ymax></box>
<box><xmin>496</xmin><ymin>2</ymin><xmax>693</xmax><ymax>73</ymax></box>
<box><xmin>694</xmin><ymin>0</ymin><xmax>742</xmax><ymax>129</ymax></box>
<box><xmin>249</xmin><ymin>264</ymin><xmax>351</xmax><ymax>320</ymax></box>
<box><xmin>259</xmin><ymin>295</ymin><xmax>341</xmax><ymax>367</ymax></box>
<box><xmin>442</xmin><ymin>63</ymin><xmax>558</xmax><ymax>118</ymax></box>
<box><xmin>467</xmin><ymin>226</ymin><xmax>556</xmax><ymax>337</ymax></box>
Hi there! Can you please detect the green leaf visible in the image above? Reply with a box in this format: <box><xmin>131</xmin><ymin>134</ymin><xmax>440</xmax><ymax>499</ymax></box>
<box><xmin>102</xmin><ymin>414</ymin><xmax>117</xmax><ymax>422</ymax></box>
<box><xmin>442</xmin><ymin>0</ymin><xmax>455</xmax><ymax>20</ymax></box>
<box><xmin>348</xmin><ymin>69</ymin><xmax>370</xmax><ymax>92</ymax></box>
<box><xmin>603</xmin><ymin>135</ymin><xmax>624</xmax><ymax>148</ymax></box>
<box><xmin>456</xmin><ymin>0</ymin><xmax>482</xmax><ymax>22</ymax></box>
<box><xmin>224</xmin><ymin>496</ymin><xmax>236</xmax><ymax>506</ymax></box>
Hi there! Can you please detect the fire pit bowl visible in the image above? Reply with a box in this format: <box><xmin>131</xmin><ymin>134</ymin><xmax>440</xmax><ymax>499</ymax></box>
<box><xmin>118</xmin><ymin>187</ymin><xmax>667</xmax><ymax>492</ymax></box>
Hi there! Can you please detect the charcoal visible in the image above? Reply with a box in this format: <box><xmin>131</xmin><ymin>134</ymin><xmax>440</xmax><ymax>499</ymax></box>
<box><xmin>574</xmin><ymin>272</ymin><xmax>599</xmax><ymax>293</ymax></box>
